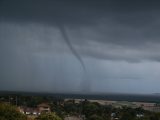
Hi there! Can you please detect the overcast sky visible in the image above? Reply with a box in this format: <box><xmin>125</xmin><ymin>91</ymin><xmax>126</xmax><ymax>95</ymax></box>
<box><xmin>1</xmin><ymin>0</ymin><xmax>160</xmax><ymax>94</ymax></box>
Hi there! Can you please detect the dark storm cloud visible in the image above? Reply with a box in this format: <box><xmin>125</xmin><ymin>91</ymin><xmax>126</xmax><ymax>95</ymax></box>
<box><xmin>1</xmin><ymin>0</ymin><xmax>160</xmax><ymax>29</ymax></box>
<box><xmin>1</xmin><ymin>0</ymin><xmax>160</xmax><ymax>94</ymax></box>
<box><xmin>1</xmin><ymin>0</ymin><xmax>160</xmax><ymax>62</ymax></box>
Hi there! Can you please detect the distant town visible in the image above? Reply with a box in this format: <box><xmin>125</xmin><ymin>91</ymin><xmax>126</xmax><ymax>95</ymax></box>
<box><xmin>1</xmin><ymin>94</ymin><xmax>160</xmax><ymax>120</ymax></box>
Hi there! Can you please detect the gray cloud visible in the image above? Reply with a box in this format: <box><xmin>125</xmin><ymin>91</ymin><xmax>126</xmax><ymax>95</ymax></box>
<box><xmin>1</xmin><ymin>0</ymin><xmax>160</xmax><ymax>94</ymax></box>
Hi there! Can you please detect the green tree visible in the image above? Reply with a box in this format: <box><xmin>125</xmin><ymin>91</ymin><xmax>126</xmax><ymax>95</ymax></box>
<box><xmin>88</xmin><ymin>114</ymin><xmax>104</xmax><ymax>120</ymax></box>
<box><xmin>64</xmin><ymin>102</ymin><xmax>79</xmax><ymax>115</ymax></box>
<box><xmin>83</xmin><ymin>102</ymin><xmax>99</xmax><ymax>117</ymax></box>
<box><xmin>35</xmin><ymin>112</ymin><xmax>62</xmax><ymax>120</ymax></box>
<box><xmin>0</xmin><ymin>103</ymin><xmax>27</xmax><ymax>120</ymax></box>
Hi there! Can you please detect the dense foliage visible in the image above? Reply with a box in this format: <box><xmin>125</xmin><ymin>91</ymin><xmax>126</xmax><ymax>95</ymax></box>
<box><xmin>35</xmin><ymin>113</ymin><xmax>62</xmax><ymax>120</ymax></box>
<box><xmin>0</xmin><ymin>103</ymin><xmax>27</xmax><ymax>120</ymax></box>
<box><xmin>1</xmin><ymin>95</ymin><xmax>160</xmax><ymax>120</ymax></box>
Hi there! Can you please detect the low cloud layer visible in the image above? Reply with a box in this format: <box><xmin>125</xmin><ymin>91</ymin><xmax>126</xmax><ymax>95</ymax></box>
<box><xmin>0</xmin><ymin>0</ymin><xmax>160</xmax><ymax>94</ymax></box>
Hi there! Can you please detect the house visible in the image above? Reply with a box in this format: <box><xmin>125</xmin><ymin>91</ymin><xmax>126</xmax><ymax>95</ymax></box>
<box><xmin>18</xmin><ymin>103</ymin><xmax>51</xmax><ymax>115</ymax></box>
<box><xmin>32</xmin><ymin>108</ymin><xmax>40</xmax><ymax>115</ymax></box>
<box><xmin>25</xmin><ymin>108</ymin><xmax>32</xmax><ymax>115</ymax></box>
<box><xmin>18</xmin><ymin>106</ymin><xmax>40</xmax><ymax>115</ymax></box>
<box><xmin>37</xmin><ymin>103</ymin><xmax>51</xmax><ymax>113</ymax></box>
